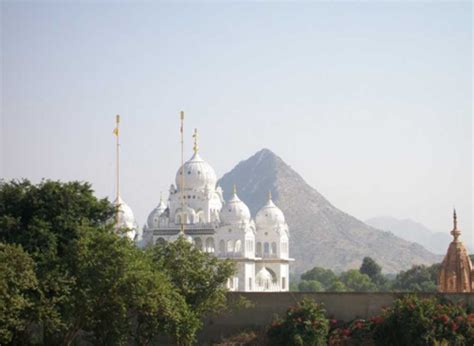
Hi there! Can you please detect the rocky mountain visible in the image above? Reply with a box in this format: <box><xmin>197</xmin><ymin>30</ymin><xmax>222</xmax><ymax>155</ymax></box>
<box><xmin>217</xmin><ymin>149</ymin><xmax>440</xmax><ymax>275</ymax></box>
<box><xmin>365</xmin><ymin>216</ymin><xmax>455</xmax><ymax>255</ymax></box>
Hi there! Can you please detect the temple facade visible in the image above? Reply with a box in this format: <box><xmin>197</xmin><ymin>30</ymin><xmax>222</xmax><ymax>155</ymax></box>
<box><xmin>438</xmin><ymin>210</ymin><xmax>473</xmax><ymax>293</ymax></box>
<box><xmin>135</xmin><ymin>130</ymin><xmax>293</xmax><ymax>292</ymax></box>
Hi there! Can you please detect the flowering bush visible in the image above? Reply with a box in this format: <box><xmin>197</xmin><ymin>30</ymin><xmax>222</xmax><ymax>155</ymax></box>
<box><xmin>215</xmin><ymin>329</ymin><xmax>264</xmax><ymax>346</ymax></box>
<box><xmin>328</xmin><ymin>318</ymin><xmax>379</xmax><ymax>346</ymax></box>
<box><xmin>373</xmin><ymin>295</ymin><xmax>474</xmax><ymax>346</ymax></box>
<box><xmin>267</xmin><ymin>298</ymin><xmax>329</xmax><ymax>346</ymax></box>
<box><xmin>328</xmin><ymin>296</ymin><xmax>474</xmax><ymax>346</ymax></box>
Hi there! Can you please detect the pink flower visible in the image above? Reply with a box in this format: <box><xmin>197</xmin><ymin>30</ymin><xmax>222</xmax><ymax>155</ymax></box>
<box><xmin>370</xmin><ymin>316</ymin><xmax>384</xmax><ymax>324</ymax></box>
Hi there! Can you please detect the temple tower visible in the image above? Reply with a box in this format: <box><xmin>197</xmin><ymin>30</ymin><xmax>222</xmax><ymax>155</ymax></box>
<box><xmin>438</xmin><ymin>210</ymin><xmax>473</xmax><ymax>293</ymax></box>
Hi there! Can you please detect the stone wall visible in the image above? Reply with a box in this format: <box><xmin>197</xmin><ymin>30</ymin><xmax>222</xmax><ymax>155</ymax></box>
<box><xmin>198</xmin><ymin>292</ymin><xmax>474</xmax><ymax>344</ymax></box>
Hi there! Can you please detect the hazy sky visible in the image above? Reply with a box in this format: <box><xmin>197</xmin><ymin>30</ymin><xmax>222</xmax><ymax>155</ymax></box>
<box><xmin>1</xmin><ymin>2</ymin><xmax>472</xmax><ymax>248</ymax></box>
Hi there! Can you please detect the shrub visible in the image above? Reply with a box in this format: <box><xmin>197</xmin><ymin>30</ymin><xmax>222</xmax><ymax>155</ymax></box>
<box><xmin>214</xmin><ymin>329</ymin><xmax>265</xmax><ymax>346</ymax></box>
<box><xmin>373</xmin><ymin>295</ymin><xmax>474</xmax><ymax>346</ymax></box>
<box><xmin>267</xmin><ymin>298</ymin><xmax>329</xmax><ymax>346</ymax></box>
<box><xmin>328</xmin><ymin>318</ymin><xmax>379</xmax><ymax>346</ymax></box>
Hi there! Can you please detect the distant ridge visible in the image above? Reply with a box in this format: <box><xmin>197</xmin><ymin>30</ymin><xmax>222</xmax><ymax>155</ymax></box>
<box><xmin>365</xmin><ymin>216</ymin><xmax>459</xmax><ymax>255</ymax></box>
<box><xmin>218</xmin><ymin>149</ymin><xmax>440</xmax><ymax>274</ymax></box>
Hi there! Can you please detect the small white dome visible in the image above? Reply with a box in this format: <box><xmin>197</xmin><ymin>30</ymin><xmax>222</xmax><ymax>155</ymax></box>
<box><xmin>147</xmin><ymin>196</ymin><xmax>167</xmax><ymax>229</ymax></box>
<box><xmin>175</xmin><ymin>152</ymin><xmax>217</xmax><ymax>191</ymax></box>
<box><xmin>256</xmin><ymin>193</ymin><xmax>285</xmax><ymax>228</ymax></box>
<box><xmin>220</xmin><ymin>187</ymin><xmax>251</xmax><ymax>225</ymax></box>
<box><xmin>114</xmin><ymin>196</ymin><xmax>138</xmax><ymax>240</ymax></box>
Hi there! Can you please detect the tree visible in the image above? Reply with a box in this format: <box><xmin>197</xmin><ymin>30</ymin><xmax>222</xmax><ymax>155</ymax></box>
<box><xmin>0</xmin><ymin>180</ymin><xmax>193</xmax><ymax>345</ymax></box>
<box><xmin>299</xmin><ymin>280</ymin><xmax>324</xmax><ymax>292</ymax></box>
<box><xmin>393</xmin><ymin>264</ymin><xmax>439</xmax><ymax>292</ymax></box>
<box><xmin>0</xmin><ymin>243</ymin><xmax>38</xmax><ymax>345</ymax></box>
<box><xmin>360</xmin><ymin>257</ymin><xmax>381</xmax><ymax>280</ymax></box>
<box><xmin>300</xmin><ymin>267</ymin><xmax>337</xmax><ymax>290</ymax></box>
<box><xmin>150</xmin><ymin>237</ymin><xmax>235</xmax><ymax>317</ymax></box>
<box><xmin>64</xmin><ymin>226</ymin><xmax>196</xmax><ymax>345</ymax></box>
<box><xmin>339</xmin><ymin>270</ymin><xmax>377</xmax><ymax>292</ymax></box>
<box><xmin>327</xmin><ymin>279</ymin><xmax>347</xmax><ymax>292</ymax></box>
<box><xmin>289</xmin><ymin>281</ymin><xmax>299</xmax><ymax>292</ymax></box>
<box><xmin>0</xmin><ymin>180</ymin><xmax>115</xmax><ymax>343</ymax></box>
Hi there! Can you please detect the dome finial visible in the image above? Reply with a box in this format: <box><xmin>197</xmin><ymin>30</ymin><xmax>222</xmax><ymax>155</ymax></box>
<box><xmin>451</xmin><ymin>208</ymin><xmax>461</xmax><ymax>241</ymax></box>
<box><xmin>453</xmin><ymin>208</ymin><xmax>457</xmax><ymax>229</ymax></box>
<box><xmin>233</xmin><ymin>184</ymin><xmax>237</xmax><ymax>195</ymax></box>
<box><xmin>160</xmin><ymin>191</ymin><xmax>163</xmax><ymax>202</ymax></box>
<box><xmin>268</xmin><ymin>190</ymin><xmax>272</xmax><ymax>200</ymax></box>
<box><xmin>193</xmin><ymin>128</ymin><xmax>199</xmax><ymax>154</ymax></box>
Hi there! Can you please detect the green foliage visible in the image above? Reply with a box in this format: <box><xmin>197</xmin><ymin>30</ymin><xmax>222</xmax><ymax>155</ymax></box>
<box><xmin>215</xmin><ymin>329</ymin><xmax>264</xmax><ymax>346</ymax></box>
<box><xmin>299</xmin><ymin>267</ymin><xmax>346</xmax><ymax>292</ymax></box>
<box><xmin>359</xmin><ymin>256</ymin><xmax>388</xmax><ymax>289</ymax></box>
<box><xmin>299</xmin><ymin>280</ymin><xmax>325</xmax><ymax>292</ymax></box>
<box><xmin>150</xmin><ymin>237</ymin><xmax>235</xmax><ymax>317</ymax></box>
<box><xmin>393</xmin><ymin>264</ymin><xmax>440</xmax><ymax>292</ymax></box>
<box><xmin>339</xmin><ymin>270</ymin><xmax>377</xmax><ymax>292</ymax></box>
<box><xmin>0</xmin><ymin>179</ymin><xmax>115</xmax><ymax>341</ymax></box>
<box><xmin>0</xmin><ymin>243</ymin><xmax>39</xmax><ymax>345</ymax></box>
<box><xmin>267</xmin><ymin>298</ymin><xmax>329</xmax><ymax>346</ymax></box>
<box><xmin>301</xmin><ymin>267</ymin><xmax>337</xmax><ymax>288</ymax></box>
<box><xmin>360</xmin><ymin>257</ymin><xmax>381</xmax><ymax>280</ymax></box>
<box><xmin>329</xmin><ymin>296</ymin><xmax>474</xmax><ymax>346</ymax></box>
<box><xmin>329</xmin><ymin>318</ymin><xmax>378</xmax><ymax>345</ymax></box>
<box><xmin>300</xmin><ymin>258</ymin><xmax>439</xmax><ymax>293</ymax></box>
<box><xmin>0</xmin><ymin>180</ymin><xmax>227</xmax><ymax>345</ymax></box>
<box><xmin>373</xmin><ymin>295</ymin><xmax>474</xmax><ymax>346</ymax></box>
<box><xmin>327</xmin><ymin>280</ymin><xmax>347</xmax><ymax>292</ymax></box>
<box><xmin>290</xmin><ymin>281</ymin><xmax>300</xmax><ymax>292</ymax></box>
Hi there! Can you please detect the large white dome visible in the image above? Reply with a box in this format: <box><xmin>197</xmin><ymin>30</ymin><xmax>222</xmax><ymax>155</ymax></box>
<box><xmin>256</xmin><ymin>194</ymin><xmax>285</xmax><ymax>228</ymax></box>
<box><xmin>114</xmin><ymin>196</ymin><xmax>138</xmax><ymax>240</ymax></box>
<box><xmin>175</xmin><ymin>152</ymin><xmax>217</xmax><ymax>191</ymax></box>
<box><xmin>220</xmin><ymin>187</ymin><xmax>251</xmax><ymax>225</ymax></box>
<box><xmin>147</xmin><ymin>196</ymin><xmax>167</xmax><ymax>229</ymax></box>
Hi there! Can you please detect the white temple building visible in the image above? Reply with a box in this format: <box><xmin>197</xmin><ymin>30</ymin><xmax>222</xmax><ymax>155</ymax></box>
<box><xmin>114</xmin><ymin>196</ymin><xmax>138</xmax><ymax>241</ymax></box>
<box><xmin>133</xmin><ymin>130</ymin><xmax>292</xmax><ymax>292</ymax></box>
<box><xmin>109</xmin><ymin>114</ymin><xmax>291</xmax><ymax>291</ymax></box>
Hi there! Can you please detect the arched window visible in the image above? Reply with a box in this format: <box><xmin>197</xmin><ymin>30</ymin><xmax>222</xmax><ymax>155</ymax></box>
<box><xmin>194</xmin><ymin>237</ymin><xmax>203</xmax><ymax>251</ymax></box>
<box><xmin>205</xmin><ymin>237</ymin><xmax>215</xmax><ymax>253</ymax></box>
<box><xmin>234</xmin><ymin>240</ymin><xmax>242</xmax><ymax>254</ymax></box>
<box><xmin>246</xmin><ymin>239</ymin><xmax>253</xmax><ymax>253</ymax></box>
<box><xmin>264</xmin><ymin>242</ymin><xmax>270</xmax><ymax>255</ymax></box>
<box><xmin>156</xmin><ymin>237</ymin><xmax>166</xmax><ymax>246</ymax></box>
<box><xmin>227</xmin><ymin>240</ymin><xmax>234</xmax><ymax>253</ymax></box>
<box><xmin>256</xmin><ymin>242</ymin><xmax>262</xmax><ymax>256</ymax></box>
<box><xmin>195</xmin><ymin>210</ymin><xmax>204</xmax><ymax>224</ymax></box>
<box><xmin>176</xmin><ymin>215</ymin><xmax>181</xmax><ymax>224</ymax></box>
<box><xmin>271</xmin><ymin>242</ymin><xmax>277</xmax><ymax>255</ymax></box>
<box><xmin>219</xmin><ymin>240</ymin><xmax>225</xmax><ymax>254</ymax></box>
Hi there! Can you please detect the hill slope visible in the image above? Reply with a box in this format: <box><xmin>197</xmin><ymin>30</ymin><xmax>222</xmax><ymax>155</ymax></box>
<box><xmin>218</xmin><ymin>149</ymin><xmax>439</xmax><ymax>274</ymax></box>
<box><xmin>365</xmin><ymin>216</ymin><xmax>454</xmax><ymax>255</ymax></box>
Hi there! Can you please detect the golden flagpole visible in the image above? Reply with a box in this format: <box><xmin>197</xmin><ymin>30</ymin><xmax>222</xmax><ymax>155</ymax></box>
<box><xmin>114</xmin><ymin>114</ymin><xmax>120</xmax><ymax>230</ymax></box>
<box><xmin>180</xmin><ymin>111</ymin><xmax>185</xmax><ymax>236</ymax></box>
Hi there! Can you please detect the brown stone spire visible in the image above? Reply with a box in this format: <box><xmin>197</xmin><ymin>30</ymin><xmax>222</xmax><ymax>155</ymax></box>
<box><xmin>438</xmin><ymin>210</ymin><xmax>473</xmax><ymax>292</ymax></box>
